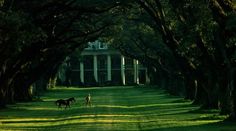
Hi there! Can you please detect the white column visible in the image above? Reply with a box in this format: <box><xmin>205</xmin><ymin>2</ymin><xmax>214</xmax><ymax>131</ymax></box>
<box><xmin>133</xmin><ymin>59</ymin><xmax>137</xmax><ymax>83</ymax></box>
<box><xmin>93</xmin><ymin>55</ymin><xmax>98</xmax><ymax>82</ymax></box>
<box><xmin>136</xmin><ymin>60</ymin><xmax>139</xmax><ymax>84</ymax></box>
<box><xmin>107</xmin><ymin>55</ymin><xmax>112</xmax><ymax>81</ymax></box>
<box><xmin>145</xmin><ymin>68</ymin><xmax>150</xmax><ymax>84</ymax></box>
<box><xmin>121</xmin><ymin>55</ymin><xmax>125</xmax><ymax>85</ymax></box>
<box><xmin>80</xmin><ymin>61</ymin><xmax>84</xmax><ymax>83</ymax></box>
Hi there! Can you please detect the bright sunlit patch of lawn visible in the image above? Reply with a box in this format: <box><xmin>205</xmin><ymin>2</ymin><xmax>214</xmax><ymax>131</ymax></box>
<box><xmin>0</xmin><ymin>86</ymin><xmax>235</xmax><ymax>131</ymax></box>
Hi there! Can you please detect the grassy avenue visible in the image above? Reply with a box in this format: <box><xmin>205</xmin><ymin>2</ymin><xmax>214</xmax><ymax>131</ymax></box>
<box><xmin>0</xmin><ymin>86</ymin><xmax>235</xmax><ymax>131</ymax></box>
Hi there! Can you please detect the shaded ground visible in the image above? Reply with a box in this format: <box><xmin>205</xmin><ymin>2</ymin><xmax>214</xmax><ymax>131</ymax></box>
<box><xmin>0</xmin><ymin>86</ymin><xmax>235</xmax><ymax>131</ymax></box>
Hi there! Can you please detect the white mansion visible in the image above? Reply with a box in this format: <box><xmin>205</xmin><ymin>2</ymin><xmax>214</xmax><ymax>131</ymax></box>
<box><xmin>57</xmin><ymin>41</ymin><xmax>150</xmax><ymax>86</ymax></box>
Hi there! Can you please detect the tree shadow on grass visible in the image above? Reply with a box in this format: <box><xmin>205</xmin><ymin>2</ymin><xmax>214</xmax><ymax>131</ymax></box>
<box><xmin>1</xmin><ymin>122</ymin><xmax>134</xmax><ymax>131</ymax></box>
<box><xmin>147</xmin><ymin>121</ymin><xmax>236</xmax><ymax>131</ymax></box>
<box><xmin>189</xmin><ymin>108</ymin><xmax>219</xmax><ymax>113</ymax></box>
<box><xmin>2</xmin><ymin>118</ymin><xmax>236</xmax><ymax>131</ymax></box>
<box><xmin>171</xmin><ymin>99</ymin><xmax>192</xmax><ymax>103</ymax></box>
<box><xmin>154</xmin><ymin>107</ymin><xmax>221</xmax><ymax>118</ymax></box>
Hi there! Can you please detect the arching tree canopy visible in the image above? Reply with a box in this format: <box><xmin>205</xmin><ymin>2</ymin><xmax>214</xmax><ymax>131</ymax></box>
<box><xmin>0</xmin><ymin>0</ymin><xmax>236</xmax><ymax>120</ymax></box>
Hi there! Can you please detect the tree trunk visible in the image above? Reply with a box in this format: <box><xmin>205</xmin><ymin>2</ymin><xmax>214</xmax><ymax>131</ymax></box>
<box><xmin>14</xmin><ymin>86</ymin><xmax>32</xmax><ymax>102</ymax></box>
<box><xmin>228</xmin><ymin>69</ymin><xmax>236</xmax><ymax>119</ymax></box>
<box><xmin>202</xmin><ymin>73</ymin><xmax>219</xmax><ymax>109</ymax></box>
<box><xmin>193</xmin><ymin>80</ymin><xmax>207</xmax><ymax>105</ymax></box>
<box><xmin>213</xmin><ymin>28</ymin><xmax>234</xmax><ymax>114</ymax></box>
<box><xmin>0</xmin><ymin>89</ymin><xmax>7</xmax><ymax>108</ymax></box>
<box><xmin>6</xmin><ymin>87</ymin><xmax>15</xmax><ymax>104</ymax></box>
<box><xmin>204</xmin><ymin>93</ymin><xmax>219</xmax><ymax>109</ymax></box>
<box><xmin>0</xmin><ymin>77</ymin><xmax>14</xmax><ymax>107</ymax></box>
<box><xmin>218</xmin><ymin>69</ymin><xmax>231</xmax><ymax>114</ymax></box>
<box><xmin>13</xmin><ymin>79</ymin><xmax>33</xmax><ymax>102</ymax></box>
<box><xmin>184</xmin><ymin>75</ymin><xmax>196</xmax><ymax>100</ymax></box>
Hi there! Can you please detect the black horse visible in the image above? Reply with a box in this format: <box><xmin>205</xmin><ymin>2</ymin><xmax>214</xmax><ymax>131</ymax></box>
<box><xmin>55</xmin><ymin>97</ymin><xmax>76</xmax><ymax>109</ymax></box>
<box><xmin>55</xmin><ymin>99</ymin><xmax>70</xmax><ymax>109</ymax></box>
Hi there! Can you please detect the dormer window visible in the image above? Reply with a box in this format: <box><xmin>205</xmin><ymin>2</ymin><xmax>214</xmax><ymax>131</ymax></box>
<box><xmin>99</xmin><ymin>42</ymin><xmax>107</xmax><ymax>49</ymax></box>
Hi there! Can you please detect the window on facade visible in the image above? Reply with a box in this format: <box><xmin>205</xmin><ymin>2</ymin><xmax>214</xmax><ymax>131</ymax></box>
<box><xmin>99</xmin><ymin>43</ymin><xmax>107</xmax><ymax>49</ymax></box>
<box><xmin>100</xmin><ymin>43</ymin><xmax>104</xmax><ymax>49</ymax></box>
<box><xmin>92</xmin><ymin>44</ymin><xmax>96</xmax><ymax>49</ymax></box>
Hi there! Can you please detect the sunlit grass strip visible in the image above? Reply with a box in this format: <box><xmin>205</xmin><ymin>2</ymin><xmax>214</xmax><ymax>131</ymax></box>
<box><xmin>96</xmin><ymin>102</ymin><xmax>192</xmax><ymax>109</ymax></box>
<box><xmin>0</xmin><ymin>114</ymin><xmax>134</xmax><ymax>123</ymax></box>
<box><xmin>1</xmin><ymin>118</ymin><xmax>222</xmax><ymax>128</ymax></box>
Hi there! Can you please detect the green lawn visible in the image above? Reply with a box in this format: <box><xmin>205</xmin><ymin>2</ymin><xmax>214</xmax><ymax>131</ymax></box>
<box><xmin>0</xmin><ymin>86</ymin><xmax>235</xmax><ymax>131</ymax></box>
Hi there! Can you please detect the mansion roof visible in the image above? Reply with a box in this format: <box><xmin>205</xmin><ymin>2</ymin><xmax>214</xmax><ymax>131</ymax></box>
<box><xmin>82</xmin><ymin>41</ymin><xmax>120</xmax><ymax>55</ymax></box>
